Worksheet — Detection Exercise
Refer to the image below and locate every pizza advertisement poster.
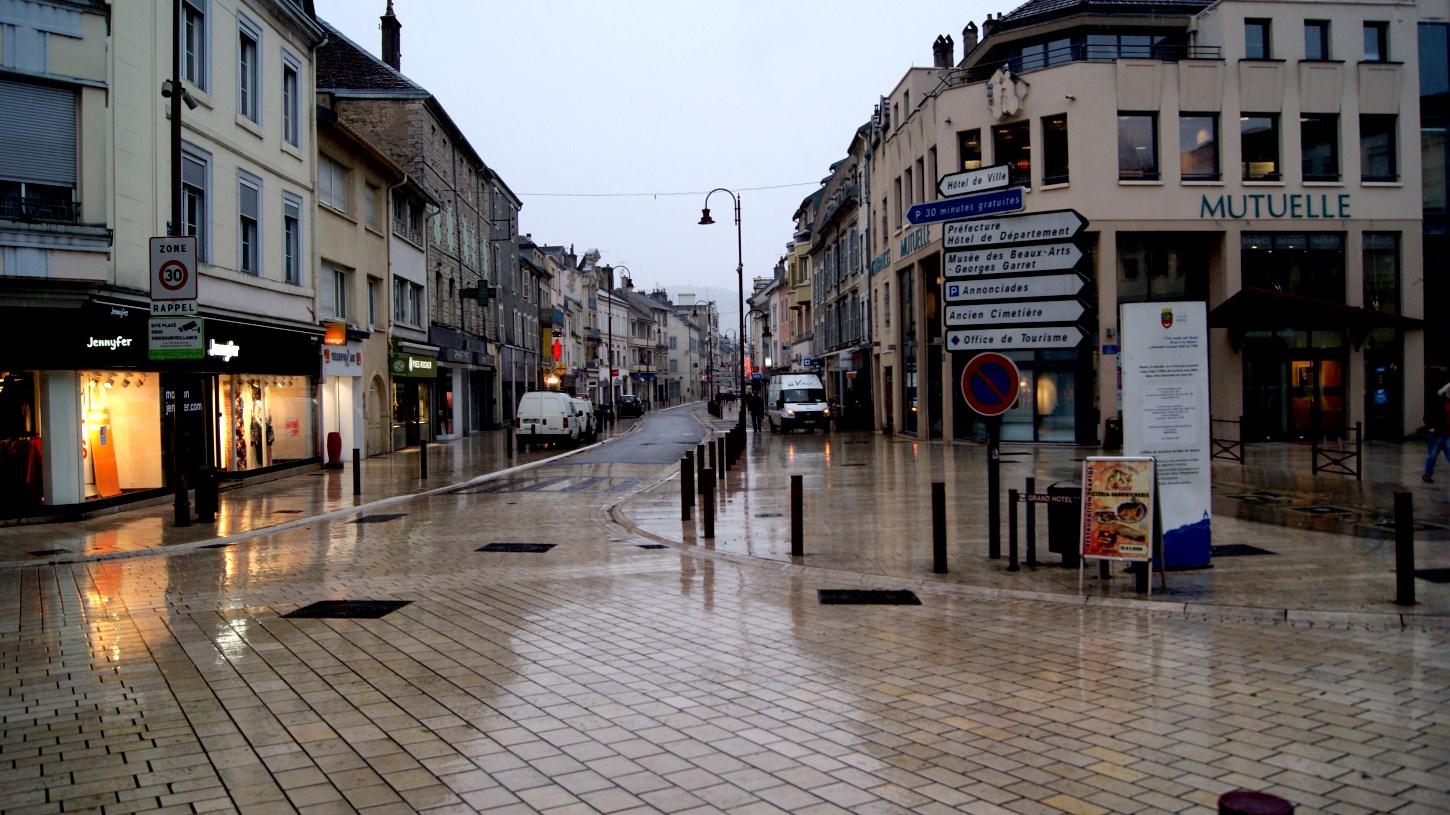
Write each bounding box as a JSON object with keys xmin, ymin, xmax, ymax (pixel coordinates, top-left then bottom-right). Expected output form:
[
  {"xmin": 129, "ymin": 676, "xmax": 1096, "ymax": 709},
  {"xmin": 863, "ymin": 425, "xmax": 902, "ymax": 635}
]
[{"xmin": 1080, "ymin": 456, "xmax": 1156, "ymax": 561}]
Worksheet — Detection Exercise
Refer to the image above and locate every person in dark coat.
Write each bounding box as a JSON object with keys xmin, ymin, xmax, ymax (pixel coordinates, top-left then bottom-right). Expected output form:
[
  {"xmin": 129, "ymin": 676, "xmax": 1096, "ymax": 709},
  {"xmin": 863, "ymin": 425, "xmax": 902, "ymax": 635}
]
[
  {"xmin": 1425, "ymin": 380, "xmax": 1450, "ymax": 483},
  {"xmin": 748, "ymin": 389, "xmax": 765, "ymax": 432}
]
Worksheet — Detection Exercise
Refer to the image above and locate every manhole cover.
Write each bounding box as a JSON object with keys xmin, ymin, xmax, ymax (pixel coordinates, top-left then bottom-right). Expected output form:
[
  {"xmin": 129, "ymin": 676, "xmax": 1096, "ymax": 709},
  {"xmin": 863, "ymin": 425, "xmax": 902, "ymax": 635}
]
[
  {"xmin": 818, "ymin": 589, "xmax": 921, "ymax": 606},
  {"xmin": 201, "ymin": 543, "xmax": 233, "ymax": 549},
  {"xmin": 478, "ymin": 543, "xmax": 555, "ymax": 553},
  {"xmin": 1415, "ymin": 568, "xmax": 1450, "ymax": 584},
  {"xmin": 354, "ymin": 513, "xmax": 407, "ymax": 524},
  {"xmin": 637, "ymin": 544, "xmax": 668, "ymax": 550},
  {"xmin": 29, "ymin": 549, "xmax": 68, "ymax": 557},
  {"xmin": 284, "ymin": 600, "xmax": 411, "ymax": 619},
  {"xmin": 1211, "ymin": 544, "xmax": 1276, "ymax": 557}
]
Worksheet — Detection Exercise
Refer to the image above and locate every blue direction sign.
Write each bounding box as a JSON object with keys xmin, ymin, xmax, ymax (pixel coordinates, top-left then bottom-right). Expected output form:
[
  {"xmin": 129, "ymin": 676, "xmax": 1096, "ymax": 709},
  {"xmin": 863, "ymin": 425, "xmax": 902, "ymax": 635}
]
[
  {"xmin": 906, "ymin": 187, "xmax": 1024, "ymax": 226},
  {"xmin": 961, "ymin": 352, "xmax": 1020, "ymax": 417}
]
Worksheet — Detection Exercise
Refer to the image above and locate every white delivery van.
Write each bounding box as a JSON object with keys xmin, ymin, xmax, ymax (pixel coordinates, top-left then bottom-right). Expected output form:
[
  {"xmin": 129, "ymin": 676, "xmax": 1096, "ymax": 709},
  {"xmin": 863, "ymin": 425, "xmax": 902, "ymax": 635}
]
[
  {"xmin": 569, "ymin": 397, "xmax": 597, "ymax": 443},
  {"xmin": 516, "ymin": 391, "xmax": 579, "ymax": 448},
  {"xmin": 766, "ymin": 373, "xmax": 830, "ymax": 433}
]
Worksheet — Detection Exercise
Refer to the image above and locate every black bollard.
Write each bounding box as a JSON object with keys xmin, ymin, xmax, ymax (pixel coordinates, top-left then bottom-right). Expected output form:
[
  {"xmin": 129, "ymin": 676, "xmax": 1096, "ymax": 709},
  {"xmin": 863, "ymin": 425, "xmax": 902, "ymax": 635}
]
[
  {"xmin": 420, "ymin": 440, "xmax": 428, "ymax": 479},
  {"xmin": 932, "ymin": 481, "xmax": 947, "ymax": 574},
  {"xmin": 1395, "ymin": 490, "xmax": 1416, "ymax": 606},
  {"xmin": 790, "ymin": 474, "xmax": 804, "ymax": 558},
  {"xmin": 697, "ymin": 444, "xmax": 706, "ymax": 495},
  {"xmin": 352, "ymin": 448, "xmax": 361, "ymax": 496},
  {"xmin": 1007, "ymin": 488, "xmax": 1020, "ymax": 572},
  {"xmin": 681, "ymin": 454, "xmax": 694, "ymax": 521},
  {"xmin": 1025, "ymin": 476, "xmax": 1037, "ymax": 566},
  {"xmin": 701, "ymin": 467, "xmax": 715, "ymax": 538},
  {"xmin": 507, "ymin": 427, "xmax": 514, "ymax": 460},
  {"xmin": 708, "ymin": 437, "xmax": 717, "ymax": 474},
  {"xmin": 1099, "ymin": 559, "xmax": 1111, "ymax": 580},
  {"xmin": 718, "ymin": 436, "xmax": 727, "ymax": 474}
]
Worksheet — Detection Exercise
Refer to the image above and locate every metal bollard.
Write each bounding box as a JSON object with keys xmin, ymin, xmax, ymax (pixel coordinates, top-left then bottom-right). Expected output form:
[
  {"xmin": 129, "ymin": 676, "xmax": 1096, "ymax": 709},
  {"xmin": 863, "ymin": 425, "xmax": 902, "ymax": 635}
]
[
  {"xmin": 1218, "ymin": 790, "xmax": 1293, "ymax": 815},
  {"xmin": 507, "ymin": 427, "xmax": 514, "ymax": 460},
  {"xmin": 932, "ymin": 481, "xmax": 947, "ymax": 574},
  {"xmin": 708, "ymin": 437, "xmax": 717, "ymax": 474},
  {"xmin": 718, "ymin": 436, "xmax": 727, "ymax": 474},
  {"xmin": 420, "ymin": 440, "xmax": 428, "ymax": 479},
  {"xmin": 681, "ymin": 454, "xmax": 694, "ymax": 521},
  {"xmin": 697, "ymin": 444, "xmax": 706, "ymax": 494},
  {"xmin": 701, "ymin": 467, "xmax": 715, "ymax": 538},
  {"xmin": 352, "ymin": 448, "xmax": 361, "ymax": 496},
  {"xmin": 790, "ymin": 474, "xmax": 804, "ymax": 558},
  {"xmin": 1025, "ymin": 476, "xmax": 1037, "ymax": 566},
  {"xmin": 1007, "ymin": 488, "xmax": 1020, "ymax": 571},
  {"xmin": 1395, "ymin": 490, "xmax": 1416, "ymax": 606}
]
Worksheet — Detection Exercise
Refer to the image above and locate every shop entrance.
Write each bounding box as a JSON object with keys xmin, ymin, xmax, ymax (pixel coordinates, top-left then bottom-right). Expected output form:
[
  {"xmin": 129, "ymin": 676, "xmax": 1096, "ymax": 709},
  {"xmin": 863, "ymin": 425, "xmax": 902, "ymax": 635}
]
[{"xmin": 1243, "ymin": 331, "xmax": 1347, "ymax": 440}]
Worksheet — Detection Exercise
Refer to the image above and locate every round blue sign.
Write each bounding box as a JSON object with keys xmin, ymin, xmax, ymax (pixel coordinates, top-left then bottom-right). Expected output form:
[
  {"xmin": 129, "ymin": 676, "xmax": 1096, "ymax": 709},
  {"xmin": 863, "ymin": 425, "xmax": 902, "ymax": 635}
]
[{"xmin": 961, "ymin": 352, "xmax": 1020, "ymax": 416}]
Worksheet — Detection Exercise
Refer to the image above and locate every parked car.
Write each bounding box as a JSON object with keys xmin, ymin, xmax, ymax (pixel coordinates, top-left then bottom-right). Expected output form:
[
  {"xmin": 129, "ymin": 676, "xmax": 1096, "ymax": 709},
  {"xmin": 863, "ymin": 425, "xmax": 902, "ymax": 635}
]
[
  {"xmin": 516, "ymin": 391, "xmax": 580, "ymax": 448},
  {"xmin": 616, "ymin": 394, "xmax": 644, "ymax": 418}
]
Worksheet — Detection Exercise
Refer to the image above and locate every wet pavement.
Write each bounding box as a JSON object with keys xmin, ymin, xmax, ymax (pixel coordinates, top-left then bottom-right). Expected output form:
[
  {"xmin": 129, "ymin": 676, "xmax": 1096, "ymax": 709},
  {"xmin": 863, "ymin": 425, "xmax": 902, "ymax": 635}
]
[{"xmin": 1, "ymin": 403, "xmax": 1448, "ymax": 814}]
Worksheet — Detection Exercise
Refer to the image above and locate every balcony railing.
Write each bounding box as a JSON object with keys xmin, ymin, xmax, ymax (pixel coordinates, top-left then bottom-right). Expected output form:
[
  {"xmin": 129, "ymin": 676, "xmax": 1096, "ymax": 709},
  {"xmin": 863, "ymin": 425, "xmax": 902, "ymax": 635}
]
[
  {"xmin": 392, "ymin": 216, "xmax": 423, "ymax": 245},
  {"xmin": 961, "ymin": 43, "xmax": 1222, "ymax": 83},
  {"xmin": 0, "ymin": 196, "xmax": 79, "ymax": 224}
]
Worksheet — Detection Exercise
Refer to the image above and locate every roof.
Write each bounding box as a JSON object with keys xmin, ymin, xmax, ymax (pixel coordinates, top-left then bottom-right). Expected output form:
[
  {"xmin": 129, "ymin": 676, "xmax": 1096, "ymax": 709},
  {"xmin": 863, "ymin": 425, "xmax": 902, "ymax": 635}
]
[
  {"xmin": 998, "ymin": 0, "xmax": 1213, "ymax": 22},
  {"xmin": 316, "ymin": 20, "xmax": 428, "ymax": 97}
]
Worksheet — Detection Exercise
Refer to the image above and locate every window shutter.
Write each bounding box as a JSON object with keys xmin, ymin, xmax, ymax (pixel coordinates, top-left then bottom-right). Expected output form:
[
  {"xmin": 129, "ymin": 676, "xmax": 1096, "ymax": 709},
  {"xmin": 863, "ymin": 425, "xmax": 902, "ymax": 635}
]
[
  {"xmin": 0, "ymin": 80, "xmax": 77, "ymax": 185},
  {"xmin": 182, "ymin": 154, "xmax": 207, "ymax": 189},
  {"xmin": 240, "ymin": 180, "xmax": 259, "ymax": 219}
]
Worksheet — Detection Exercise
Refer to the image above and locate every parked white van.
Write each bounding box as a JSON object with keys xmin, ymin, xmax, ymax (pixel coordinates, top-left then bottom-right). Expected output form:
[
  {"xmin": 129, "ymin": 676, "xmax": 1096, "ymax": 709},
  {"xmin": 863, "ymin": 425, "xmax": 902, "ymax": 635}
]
[
  {"xmin": 765, "ymin": 373, "xmax": 830, "ymax": 433},
  {"xmin": 569, "ymin": 397, "xmax": 597, "ymax": 443},
  {"xmin": 516, "ymin": 391, "xmax": 579, "ymax": 448}
]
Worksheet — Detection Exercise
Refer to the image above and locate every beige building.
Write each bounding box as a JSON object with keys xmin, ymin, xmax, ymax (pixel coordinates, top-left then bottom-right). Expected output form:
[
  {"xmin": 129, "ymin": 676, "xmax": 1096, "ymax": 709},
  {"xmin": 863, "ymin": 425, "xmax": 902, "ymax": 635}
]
[{"xmin": 869, "ymin": 0, "xmax": 1425, "ymax": 445}]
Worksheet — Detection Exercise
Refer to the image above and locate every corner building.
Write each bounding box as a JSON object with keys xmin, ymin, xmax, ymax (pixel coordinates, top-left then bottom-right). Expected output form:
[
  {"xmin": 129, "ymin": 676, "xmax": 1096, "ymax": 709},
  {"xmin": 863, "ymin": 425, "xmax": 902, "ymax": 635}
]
[{"xmin": 869, "ymin": 0, "xmax": 1426, "ymax": 445}]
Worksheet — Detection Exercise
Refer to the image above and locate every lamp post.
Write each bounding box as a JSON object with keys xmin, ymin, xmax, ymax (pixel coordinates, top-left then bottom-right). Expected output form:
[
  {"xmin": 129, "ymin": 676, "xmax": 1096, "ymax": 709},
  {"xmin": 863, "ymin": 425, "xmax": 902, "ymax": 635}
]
[{"xmin": 698, "ymin": 189, "xmax": 745, "ymax": 428}]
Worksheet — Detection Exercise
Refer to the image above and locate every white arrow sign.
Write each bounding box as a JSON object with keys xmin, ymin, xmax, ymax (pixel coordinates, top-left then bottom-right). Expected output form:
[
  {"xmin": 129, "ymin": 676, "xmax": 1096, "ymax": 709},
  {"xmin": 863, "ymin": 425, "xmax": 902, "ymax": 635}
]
[
  {"xmin": 944, "ymin": 242, "xmax": 1083, "ymax": 278},
  {"xmin": 947, "ymin": 325, "xmax": 1086, "ymax": 352},
  {"xmin": 944, "ymin": 300, "xmax": 1086, "ymax": 327},
  {"xmin": 942, "ymin": 209, "xmax": 1088, "ymax": 249},
  {"xmin": 944, "ymin": 273, "xmax": 1088, "ymax": 303},
  {"xmin": 938, "ymin": 164, "xmax": 1010, "ymax": 197}
]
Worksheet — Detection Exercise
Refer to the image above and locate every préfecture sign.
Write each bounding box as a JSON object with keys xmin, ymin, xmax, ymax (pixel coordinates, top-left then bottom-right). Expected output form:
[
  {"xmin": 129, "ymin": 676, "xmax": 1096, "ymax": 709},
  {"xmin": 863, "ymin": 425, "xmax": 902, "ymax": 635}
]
[{"xmin": 942, "ymin": 209, "xmax": 1088, "ymax": 249}]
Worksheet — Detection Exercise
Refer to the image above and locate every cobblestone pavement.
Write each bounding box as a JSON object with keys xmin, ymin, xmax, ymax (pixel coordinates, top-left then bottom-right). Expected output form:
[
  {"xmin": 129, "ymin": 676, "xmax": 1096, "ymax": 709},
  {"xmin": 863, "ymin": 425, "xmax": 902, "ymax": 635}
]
[{"xmin": 1, "ymin": 404, "xmax": 1447, "ymax": 814}]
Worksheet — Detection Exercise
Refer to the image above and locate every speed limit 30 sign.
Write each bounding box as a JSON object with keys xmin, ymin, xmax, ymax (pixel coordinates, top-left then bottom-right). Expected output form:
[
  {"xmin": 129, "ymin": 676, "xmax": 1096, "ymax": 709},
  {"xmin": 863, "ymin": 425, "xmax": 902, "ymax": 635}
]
[{"xmin": 150, "ymin": 236, "xmax": 198, "ymax": 302}]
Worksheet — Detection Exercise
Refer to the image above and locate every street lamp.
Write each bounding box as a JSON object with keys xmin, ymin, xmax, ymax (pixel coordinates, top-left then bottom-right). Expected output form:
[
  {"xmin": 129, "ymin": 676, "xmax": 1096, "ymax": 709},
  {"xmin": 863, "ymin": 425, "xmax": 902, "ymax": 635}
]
[{"xmin": 698, "ymin": 188, "xmax": 745, "ymax": 428}]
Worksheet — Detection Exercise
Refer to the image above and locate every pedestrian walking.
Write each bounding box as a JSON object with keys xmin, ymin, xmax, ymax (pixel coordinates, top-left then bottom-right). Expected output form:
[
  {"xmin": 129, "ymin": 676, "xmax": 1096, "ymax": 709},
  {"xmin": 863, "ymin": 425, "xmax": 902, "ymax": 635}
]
[
  {"xmin": 1425, "ymin": 380, "xmax": 1450, "ymax": 483},
  {"xmin": 748, "ymin": 390, "xmax": 765, "ymax": 432}
]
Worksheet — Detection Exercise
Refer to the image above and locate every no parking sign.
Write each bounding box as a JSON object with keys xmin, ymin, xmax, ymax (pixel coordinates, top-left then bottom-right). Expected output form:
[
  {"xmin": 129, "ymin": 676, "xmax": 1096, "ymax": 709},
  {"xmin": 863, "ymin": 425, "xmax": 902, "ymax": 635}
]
[{"xmin": 961, "ymin": 352, "xmax": 1020, "ymax": 416}]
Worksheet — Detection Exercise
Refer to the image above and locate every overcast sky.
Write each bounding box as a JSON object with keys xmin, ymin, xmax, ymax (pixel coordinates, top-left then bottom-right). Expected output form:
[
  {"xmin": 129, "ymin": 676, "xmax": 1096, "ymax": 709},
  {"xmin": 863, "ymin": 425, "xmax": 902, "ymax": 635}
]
[{"xmin": 313, "ymin": 0, "xmax": 1001, "ymax": 328}]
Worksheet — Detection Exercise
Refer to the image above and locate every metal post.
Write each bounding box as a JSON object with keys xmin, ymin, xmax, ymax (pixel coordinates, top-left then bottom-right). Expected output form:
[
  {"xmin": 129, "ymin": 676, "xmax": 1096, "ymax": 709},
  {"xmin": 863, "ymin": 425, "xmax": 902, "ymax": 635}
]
[
  {"xmin": 708, "ymin": 436, "xmax": 717, "ymax": 474},
  {"xmin": 1025, "ymin": 476, "xmax": 1037, "ymax": 566},
  {"xmin": 718, "ymin": 436, "xmax": 727, "ymax": 474},
  {"xmin": 419, "ymin": 439, "xmax": 428, "ymax": 479},
  {"xmin": 507, "ymin": 427, "xmax": 514, "ymax": 460},
  {"xmin": 1394, "ymin": 490, "xmax": 1416, "ymax": 606},
  {"xmin": 701, "ymin": 467, "xmax": 715, "ymax": 538},
  {"xmin": 352, "ymin": 448, "xmax": 361, "ymax": 496},
  {"xmin": 1007, "ymin": 488, "xmax": 1020, "ymax": 572},
  {"xmin": 681, "ymin": 453, "xmax": 694, "ymax": 520},
  {"xmin": 696, "ymin": 443, "xmax": 706, "ymax": 494},
  {"xmin": 987, "ymin": 417, "xmax": 1001, "ymax": 559},
  {"xmin": 169, "ymin": 1, "xmax": 191, "ymax": 530},
  {"xmin": 790, "ymin": 474, "xmax": 803, "ymax": 558},
  {"xmin": 932, "ymin": 481, "xmax": 947, "ymax": 574}
]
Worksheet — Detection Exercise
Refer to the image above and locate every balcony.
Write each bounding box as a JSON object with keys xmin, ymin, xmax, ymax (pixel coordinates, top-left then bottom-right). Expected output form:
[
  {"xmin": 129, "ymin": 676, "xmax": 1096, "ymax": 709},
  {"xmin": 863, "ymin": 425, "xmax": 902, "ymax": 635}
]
[
  {"xmin": 0, "ymin": 195, "xmax": 79, "ymax": 224},
  {"xmin": 392, "ymin": 216, "xmax": 423, "ymax": 246},
  {"xmin": 962, "ymin": 43, "xmax": 1222, "ymax": 83}
]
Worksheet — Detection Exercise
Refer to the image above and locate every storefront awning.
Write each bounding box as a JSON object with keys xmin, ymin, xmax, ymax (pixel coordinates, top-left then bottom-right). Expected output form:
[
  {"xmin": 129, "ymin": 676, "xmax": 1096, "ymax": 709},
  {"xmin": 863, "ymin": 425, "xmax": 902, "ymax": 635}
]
[{"xmin": 1209, "ymin": 287, "xmax": 1423, "ymax": 350}]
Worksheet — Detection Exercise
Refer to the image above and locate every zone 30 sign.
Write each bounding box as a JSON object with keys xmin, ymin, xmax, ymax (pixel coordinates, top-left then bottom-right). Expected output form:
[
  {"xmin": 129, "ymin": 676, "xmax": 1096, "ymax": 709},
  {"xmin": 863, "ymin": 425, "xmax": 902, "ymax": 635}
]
[{"xmin": 150, "ymin": 236, "xmax": 198, "ymax": 315}]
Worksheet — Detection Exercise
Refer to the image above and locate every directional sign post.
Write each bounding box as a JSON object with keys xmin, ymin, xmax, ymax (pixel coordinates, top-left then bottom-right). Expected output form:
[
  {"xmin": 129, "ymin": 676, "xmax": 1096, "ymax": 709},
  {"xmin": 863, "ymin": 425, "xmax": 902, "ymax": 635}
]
[
  {"xmin": 945, "ymin": 300, "xmax": 1086, "ymax": 327},
  {"xmin": 943, "ymin": 209, "xmax": 1088, "ymax": 249},
  {"xmin": 944, "ymin": 242, "xmax": 1083, "ymax": 278},
  {"xmin": 944, "ymin": 273, "xmax": 1088, "ymax": 303},
  {"xmin": 937, "ymin": 164, "xmax": 1010, "ymax": 198},
  {"xmin": 907, "ymin": 187, "xmax": 1023, "ymax": 226},
  {"xmin": 960, "ymin": 352, "xmax": 1020, "ymax": 562},
  {"xmin": 948, "ymin": 325, "xmax": 1086, "ymax": 352}
]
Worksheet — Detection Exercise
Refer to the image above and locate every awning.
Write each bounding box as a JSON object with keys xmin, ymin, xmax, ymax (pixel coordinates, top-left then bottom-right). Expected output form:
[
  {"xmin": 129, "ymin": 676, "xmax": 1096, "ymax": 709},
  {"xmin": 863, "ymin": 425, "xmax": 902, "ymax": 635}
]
[{"xmin": 1208, "ymin": 287, "xmax": 1423, "ymax": 349}]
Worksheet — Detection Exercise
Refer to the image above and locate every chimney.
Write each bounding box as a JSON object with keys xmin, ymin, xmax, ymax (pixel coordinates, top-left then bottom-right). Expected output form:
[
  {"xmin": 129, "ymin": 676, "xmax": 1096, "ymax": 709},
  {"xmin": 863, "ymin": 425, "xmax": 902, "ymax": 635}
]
[
  {"xmin": 381, "ymin": 0, "xmax": 401, "ymax": 71},
  {"xmin": 932, "ymin": 35, "xmax": 953, "ymax": 69},
  {"xmin": 962, "ymin": 21, "xmax": 979, "ymax": 55}
]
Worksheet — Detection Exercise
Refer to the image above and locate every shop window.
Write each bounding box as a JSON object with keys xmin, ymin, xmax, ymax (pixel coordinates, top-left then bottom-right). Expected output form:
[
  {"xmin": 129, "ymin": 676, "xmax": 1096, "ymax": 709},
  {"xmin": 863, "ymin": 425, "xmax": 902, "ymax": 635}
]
[
  {"xmin": 958, "ymin": 128, "xmax": 982, "ymax": 170},
  {"xmin": 0, "ymin": 371, "xmax": 43, "ymax": 516},
  {"xmin": 1364, "ymin": 21, "xmax": 1389, "ymax": 62},
  {"xmin": 219, "ymin": 376, "xmax": 313, "ymax": 471},
  {"xmin": 1241, "ymin": 114, "xmax": 1281, "ymax": 180},
  {"xmin": 1042, "ymin": 114, "xmax": 1069, "ymax": 184},
  {"xmin": 1301, "ymin": 114, "xmax": 1340, "ymax": 181},
  {"xmin": 1117, "ymin": 113, "xmax": 1158, "ymax": 180},
  {"xmin": 1116, "ymin": 233, "xmax": 1211, "ymax": 302},
  {"xmin": 993, "ymin": 120, "xmax": 1031, "ymax": 187},
  {"xmin": 1245, "ymin": 19, "xmax": 1272, "ymax": 59},
  {"xmin": 1361, "ymin": 115, "xmax": 1398, "ymax": 181},
  {"xmin": 1241, "ymin": 232, "xmax": 1345, "ymax": 302},
  {"xmin": 1304, "ymin": 20, "xmax": 1330, "ymax": 61},
  {"xmin": 1179, "ymin": 114, "xmax": 1220, "ymax": 180},
  {"xmin": 78, "ymin": 372, "xmax": 163, "ymax": 500},
  {"xmin": 1362, "ymin": 233, "xmax": 1399, "ymax": 313}
]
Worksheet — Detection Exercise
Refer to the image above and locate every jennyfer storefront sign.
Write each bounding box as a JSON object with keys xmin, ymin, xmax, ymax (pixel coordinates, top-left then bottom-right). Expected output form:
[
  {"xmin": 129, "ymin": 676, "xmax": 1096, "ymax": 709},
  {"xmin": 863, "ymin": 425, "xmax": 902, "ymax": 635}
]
[{"xmin": 389, "ymin": 352, "xmax": 435, "ymax": 378}]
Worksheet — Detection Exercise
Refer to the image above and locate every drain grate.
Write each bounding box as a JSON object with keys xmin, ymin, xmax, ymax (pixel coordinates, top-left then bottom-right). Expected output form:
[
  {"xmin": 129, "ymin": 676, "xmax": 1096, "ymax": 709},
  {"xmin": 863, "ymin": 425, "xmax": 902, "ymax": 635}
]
[
  {"xmin": 819, "ymin": 589, "xmax": 921, "ymax": 606},
  {"xmin": 754, "ymin": 512, "xmax": 783, "ymax": 518},
  {"xmin": 478, "ymin": 543, "xmax": 555, "ymax": 553},
  {"xmin": 1228, "ymin": 492, "xmax": 1289, "ymax": 503},
  {"xmin": 354, "ymin": 513, "xmax": 408, "ymax": 524},
  {"xmin": 637, "ymin": 544, "xmax": 668, "ymax": 550},
  {"xmin": 839, "ymin": 463, "xmax": 867, "ymax": 467},
  {"xmin": 272, "ymin": 509, "xmax": 304, "ymax": 515},
  {"xmin": 1290, "ymin": 505, "xmax": 1357, "ymax": 515},
  {"xmin": 1415, "ymin": 568, "xmax": 1450, "ymax": 584},
  {"xmin": 201, "ymin": 543, "xmax": 233, "ymax": 549},
  {"xmin": 284, "ymin": 600, "xmax": 411, "ymax": 619},
  {"xmin": 1211, "ymin": 544, "xmax": 1276, "ymax": 557},
  {"xmin": 29, "ymin": 549, "xmax": 68, "ymax": 557}
]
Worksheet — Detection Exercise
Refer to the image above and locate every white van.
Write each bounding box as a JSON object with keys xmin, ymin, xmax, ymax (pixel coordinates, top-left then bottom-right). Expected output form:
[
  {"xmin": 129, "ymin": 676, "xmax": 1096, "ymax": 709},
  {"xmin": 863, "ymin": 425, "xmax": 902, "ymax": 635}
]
[
  {"xmin": 766, "ymin": 373, "xmax": 830, "ymax": 433},
  {"xmin": 569, "ymin": 397, "xmax": 597, "ymax": 443},
  {"xmin": 516, "ymin": 391, "xmax": 579, "ymax": 448}
]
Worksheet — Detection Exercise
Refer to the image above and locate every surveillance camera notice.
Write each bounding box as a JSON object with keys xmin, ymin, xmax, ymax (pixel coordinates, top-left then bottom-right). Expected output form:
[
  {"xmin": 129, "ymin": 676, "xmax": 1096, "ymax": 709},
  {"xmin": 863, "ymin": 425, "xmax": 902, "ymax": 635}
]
[{"xmin": 1080, "ymin": 456, "xmax": 1156, "ymax": 562}]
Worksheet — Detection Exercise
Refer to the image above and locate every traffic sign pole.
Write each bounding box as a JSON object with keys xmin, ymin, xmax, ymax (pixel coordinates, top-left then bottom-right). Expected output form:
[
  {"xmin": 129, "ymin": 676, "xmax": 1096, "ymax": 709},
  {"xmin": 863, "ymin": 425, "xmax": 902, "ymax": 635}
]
[{"xmin": 988, "ymin": 416, "xmax": 1001, "ymax": 560}]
